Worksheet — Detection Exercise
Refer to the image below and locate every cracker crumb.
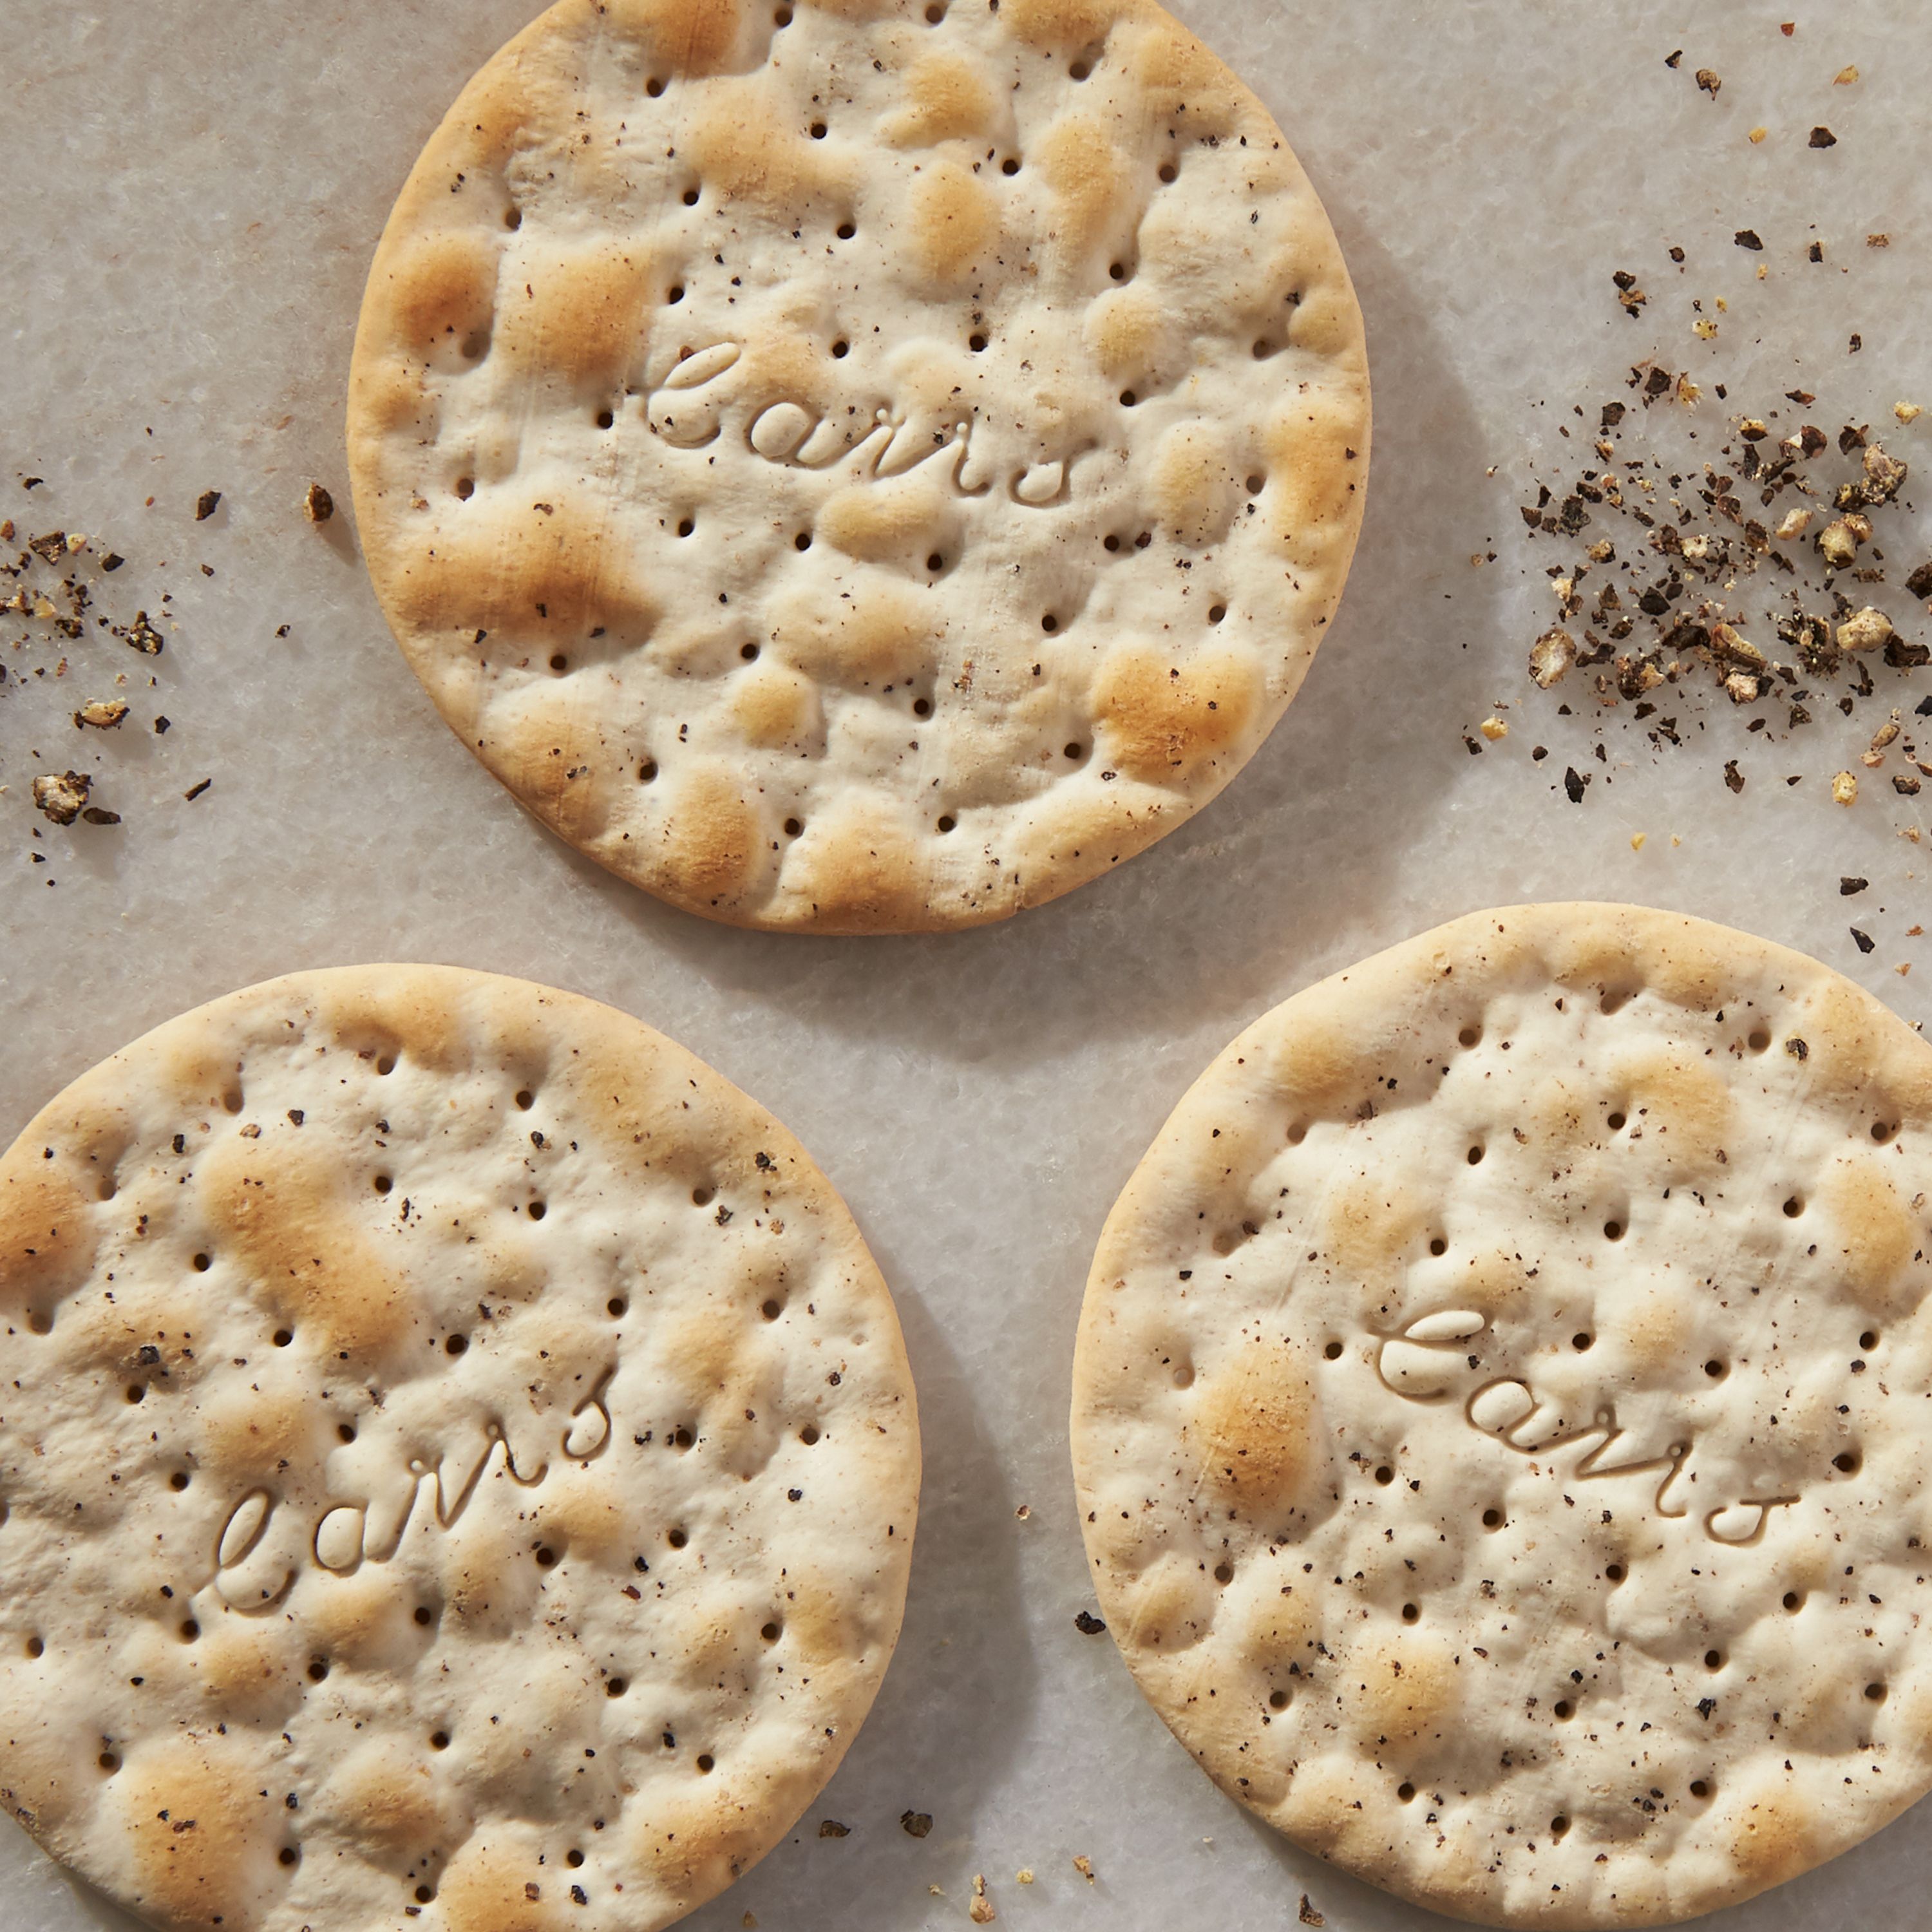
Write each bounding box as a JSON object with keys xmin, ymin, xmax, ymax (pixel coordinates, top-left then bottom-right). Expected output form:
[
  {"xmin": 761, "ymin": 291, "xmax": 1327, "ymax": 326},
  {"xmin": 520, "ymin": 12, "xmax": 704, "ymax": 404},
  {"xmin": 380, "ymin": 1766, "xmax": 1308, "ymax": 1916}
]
[
  {"xmin": 743, "ymin": 1916, "xmax": 757, "ymax": 1929},
  {"xmin": 1869, "ymin": 233, "xmax": 1891, "ymax": 247},
  {"xmin": 304, "ymin": 482, "xmax": 336, "ymax": 524},
  {"xmin": 1014, "ymin": 1504, "xmax": 1030, "ymax": 1519},
  {"xmin": 1073, "ymin": 1856, "xmax": 1095, "ymax": 1883},
  {"xmin": 1631, "ymin": 833, "xmax": 1647, "ymax": 851},
  {"xmin": 1694, "ymin": 319, "xmax": 1719, "ymax": 340},
  {"xmin": 1897, "ymin": 963, "xmax": 1911, "ymax": 976},
  {"xmin": 1832, "ymin": 770, "xmax": 1859, "ymax": 806},
  {"xmin": 1300, "ymin": 1899, "xmax": 1327, "ymax": 1927},
  {"xmin": 1479, "ymin": 716, "xmax": 1509, "ymax": 741},
  {"xmin": 1695, "ymin": 68, "xmax": 1721, "ymax": 95},
  {"xmin": 1776, "ymin": 507, "xmax": 1815, "ymax": 540},
  {"xmin": 1016, "ymin": 1870, "xmax": 1034, "ymax": 1885},
  {"xmin": 74, "ymin": 700, "xmax": 129, "ymax": 729},
  {"xmin": 970, "ymin": 1874, "xmax": 995, "ymax": 1922},
  {"xmin": 1834, "ymin": 64, "xmax": 1859, "ymax": 83},
  {"xmin": 1898, "ymin": 403, "xmax": 1925, "ymax": 424},
  {"xmin": 1748, "ymin": 126, "xmax": 1768, "ymax": 143}
]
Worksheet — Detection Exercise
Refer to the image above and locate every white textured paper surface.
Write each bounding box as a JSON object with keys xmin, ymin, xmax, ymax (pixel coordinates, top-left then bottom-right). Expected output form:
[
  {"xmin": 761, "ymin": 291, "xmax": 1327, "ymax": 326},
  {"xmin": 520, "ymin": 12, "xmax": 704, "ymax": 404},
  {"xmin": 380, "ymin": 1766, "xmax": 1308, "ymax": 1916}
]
[{"xmin": 3, "ymin": 3, "xmax": 1929, "ymax": 1929}]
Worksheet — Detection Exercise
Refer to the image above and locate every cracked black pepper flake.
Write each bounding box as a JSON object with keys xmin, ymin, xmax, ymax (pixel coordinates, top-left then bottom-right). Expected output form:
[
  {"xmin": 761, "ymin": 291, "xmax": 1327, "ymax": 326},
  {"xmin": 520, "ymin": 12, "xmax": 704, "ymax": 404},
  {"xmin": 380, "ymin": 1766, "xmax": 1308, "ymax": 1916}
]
[
  {"xmin": 900, "ymin": 1811, "xmax": 933, "ymax": 1839},
  {"xmin": 1904, "ymin": 563, "xmax": 1932, "ymax": 600},
  {"xmin": 1074, "ymin": 1609, "xmax": 1107, "ymax": 1634},
  {"xmin": 303, "ymin": 483, "xmax": 334, "ymax": 524},
  {"xmin": 31, "ymin": 771, "xmax": 91, "ymax": 824},
  {"xmin": 184, "ymin": 779, "xmax": 212, "ymax": 802},
  {"xmin": 193, "ymin": 491, "xmax": 222, "ymax": 521},
  {"xmin": 1809, "ymin": 126, "xmax": 1838, "ymax": 147},
  {"xmin": 1694, "ymin": 67, "xmax": 1720, "ymax": 94},
  {"xmin": 1841, "ymin": 877, "xmax": 1870, "ymax": 896},
  {"xmin": 80, "ymin": 807, "xmax": 121, "ymax": 826},
  {"xmin": 1563, "ymin": 766, "xmax": 1588, "ymax": 803},
  {"xmin": 1851, "ymin": 927, "xmax": 1875, "ymax": 954},
  {"xmin": 817, "ymin": 1820, "xmax": 851, "ymax": 1839},
  {"xmin": 100, "ymin": 551, "xmax": 124, "ymax": 571},
  {"xmin": 1299, "ymin": 1899, "xmax": 1327, "ymax": 1928},
  {"xmin": 1734, "ymin": 230, "xmax": 1763, "ymax": 251},
  {"xmin": 1723, "ymin": 761, "xmax": 1745, "ymax": 793},
  {"xmin": 1786, "ymin": 1037, "xmax": 1809, "ymax": 1060}
]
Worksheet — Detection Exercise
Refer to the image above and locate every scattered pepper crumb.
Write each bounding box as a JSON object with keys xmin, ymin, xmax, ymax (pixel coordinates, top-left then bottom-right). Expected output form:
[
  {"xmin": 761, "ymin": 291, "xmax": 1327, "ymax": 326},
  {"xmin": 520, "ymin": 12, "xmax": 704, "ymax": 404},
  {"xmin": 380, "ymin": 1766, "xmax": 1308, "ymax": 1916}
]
[
  {"xmin": 1300, "ymin": 1899, "xmax": 1327, "ymax": 1928},
  {"xmin": 31, "ymin": 771, "xmax": 91, "ymax": 825},
  {"xmin": 304, "ymin": 482, "xmax": 335, "ymax": 524},
  {"xmin": 900, "ymin": 1811, "xmax": 933, "ymax": 1839},
  {"xmin": 1072, "ymin": 1856, "xmax": 1095, "ymax": 1883},
  {"xmin": 1808, "ymin": 125, "xmax": 1837, "ymax": 147},
  {"xmin": 193, "ymin": 489, "xmax": 222, "ymax": 521}
]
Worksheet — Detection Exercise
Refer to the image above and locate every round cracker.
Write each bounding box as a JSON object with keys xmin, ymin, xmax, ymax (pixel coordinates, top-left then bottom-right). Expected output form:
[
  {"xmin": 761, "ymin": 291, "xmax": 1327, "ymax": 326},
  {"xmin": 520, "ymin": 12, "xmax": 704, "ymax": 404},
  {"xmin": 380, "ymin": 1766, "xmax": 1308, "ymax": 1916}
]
[
  {"xmin": 346, "ymin": 0, "xmax": 1368, "ymax": 932},
  {"xmin": 0, "ymin": 965, "xmax": 918, "ymax": 1932},
  {"xmin": 1070, "ymin": 903, "xmax": 1932, "ymax": 1927}
]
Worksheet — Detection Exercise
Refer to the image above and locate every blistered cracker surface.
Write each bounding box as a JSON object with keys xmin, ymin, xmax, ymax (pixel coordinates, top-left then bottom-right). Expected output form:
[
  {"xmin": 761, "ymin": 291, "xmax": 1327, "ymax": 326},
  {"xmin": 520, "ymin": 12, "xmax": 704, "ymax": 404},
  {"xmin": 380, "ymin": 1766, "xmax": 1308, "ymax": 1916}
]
[
  {"xmin": 0, "ymin": 965, "xmax": 919, "ymax": 1932},
  {"xmin": 345, "ymin": 0, "xmax": 1369, "ymax": 932},
  {"xmin": 1070, "ymin": 904, "xmax": 1932, "ymax": 1927}
]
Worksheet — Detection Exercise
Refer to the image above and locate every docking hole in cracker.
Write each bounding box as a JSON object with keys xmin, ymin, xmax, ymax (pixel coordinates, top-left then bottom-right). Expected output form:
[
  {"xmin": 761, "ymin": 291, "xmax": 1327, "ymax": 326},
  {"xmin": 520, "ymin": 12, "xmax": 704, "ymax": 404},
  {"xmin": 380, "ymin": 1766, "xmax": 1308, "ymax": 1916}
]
[
  {"xmin": 346, "ymin": 0, "xmax": 1368, "ymax": 932},
  {"xmin": 1070, "ymin": 904, "xmax": 1932, "ymax": 1927},
  {"xmin": 0, "ymin": 965, "xmax": 918, "ymax": 1932}
]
